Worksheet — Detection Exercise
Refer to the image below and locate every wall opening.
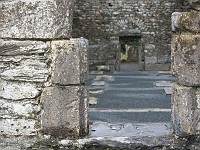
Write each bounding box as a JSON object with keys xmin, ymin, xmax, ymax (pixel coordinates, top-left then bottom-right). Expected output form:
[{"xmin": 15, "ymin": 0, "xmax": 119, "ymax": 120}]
[
  {"xmin": 120, "ymin": 36, "xmax": 140, "ymax": 63},
  {"xmin": 119, "ymin": 36, "xmax": 144, "ymax": 71},
  {"xmin": 88, "ymin": 57, "xmax": 175, "ymax": 138}
]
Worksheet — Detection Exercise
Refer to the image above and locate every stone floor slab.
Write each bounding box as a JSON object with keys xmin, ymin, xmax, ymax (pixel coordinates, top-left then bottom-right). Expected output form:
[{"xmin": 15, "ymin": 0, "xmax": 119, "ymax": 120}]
[
  {"xmin": 92, "ymin": 81, "xmax": 106, "ymax": 86},
  {"xmin": 89, "ymin": 97, "xmax": 98, "ymax": 105},
  {"xmin": 90, "ymin": 71, "xmax": 104, "ymax": 75},
  {"xmin": 89, "ymin": 122, "xmax": 170, "ymax": 137},
  {"xmin": 95, "ymin": 75, "xmax": 113, "ymax": 81},
  {"xmin": 155, "ymin": 81, "xmax": 174, "ymax": 87},
  {"xmin": 158, "ymin": 71, "xmax": 172, "ymax": 75},
  {"xmin": 89, "ymin": 89, "xmax": 104, "ymax": 94},
  {"xmin": 164, "ymin": 87, "xmax": 172, "ymax": 95}
]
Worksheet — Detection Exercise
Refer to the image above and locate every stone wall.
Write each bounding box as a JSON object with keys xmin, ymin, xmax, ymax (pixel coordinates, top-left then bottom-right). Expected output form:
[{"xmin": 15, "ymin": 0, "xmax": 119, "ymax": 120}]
[
  {"xmin": 171, "ymin": 0, "xmax": 200, "ymax": 137},
  {"xmin": 0, "ymin": 0, "xmax": 89, "ymax": 149},
  {"xmin": 73, "ymin": 0, "xmax": 187, "ymax": 71}
]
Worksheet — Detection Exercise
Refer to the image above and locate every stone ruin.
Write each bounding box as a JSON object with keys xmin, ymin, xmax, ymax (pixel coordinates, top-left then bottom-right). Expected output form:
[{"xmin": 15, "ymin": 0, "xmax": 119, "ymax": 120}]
[
  {"xmin": 171, "ymin": 0, "xmax": 200, "ymax": 140},
  {"xmin": 72, "ymin": 0, "xmax": 188, "ymax": 71},
  {"xmin": 0, "ymin": 0, "xmax": 89, "ymax": 149},
  {"xmin": 0, "ymin": 0, "xmax": 199, "ymax": 149}
]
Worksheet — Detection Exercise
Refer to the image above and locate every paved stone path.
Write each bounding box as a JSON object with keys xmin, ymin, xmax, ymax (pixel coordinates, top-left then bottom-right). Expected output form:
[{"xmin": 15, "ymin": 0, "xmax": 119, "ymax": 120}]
[{"xmin": 87, "ymin": 63, "xmax": 175, "ymax": 137}]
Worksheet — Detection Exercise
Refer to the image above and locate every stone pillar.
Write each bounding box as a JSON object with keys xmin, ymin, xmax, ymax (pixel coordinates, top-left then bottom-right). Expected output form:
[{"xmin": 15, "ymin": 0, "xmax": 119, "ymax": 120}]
[
  {"xmin": 41, "ymin": 39, "xmax": 89, "ymax": 138},
  {"xmin": 0, "ymin": 0, "xmax": 88, "ymax": 148},
  {"xmin": 171, "ymin": 1, "xmax": 200, "ymax": 137}
]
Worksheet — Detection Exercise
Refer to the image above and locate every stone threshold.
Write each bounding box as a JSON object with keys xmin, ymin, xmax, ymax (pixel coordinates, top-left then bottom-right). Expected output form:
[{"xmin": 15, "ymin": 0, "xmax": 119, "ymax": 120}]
[{"xmin": 3, "ymin": 134, "xmax": 199, "ymax": 149}]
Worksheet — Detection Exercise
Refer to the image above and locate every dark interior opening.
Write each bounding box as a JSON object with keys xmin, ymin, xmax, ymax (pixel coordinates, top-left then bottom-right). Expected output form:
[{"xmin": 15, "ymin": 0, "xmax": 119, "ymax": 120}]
[{"xmin": 119, "ymin": 36, "xmax": 141, "ymax": 64}]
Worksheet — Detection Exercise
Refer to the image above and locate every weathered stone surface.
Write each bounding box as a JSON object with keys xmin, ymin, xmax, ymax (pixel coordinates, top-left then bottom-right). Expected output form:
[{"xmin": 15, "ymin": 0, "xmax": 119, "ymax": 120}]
[
  {"xmin": 172, "ymin": 12, "xmax": 200, "ymax": 32},
  {"xmin": 89, "ymin": 88, "xmax": 104, "ymax": 94},
  {"xmin": 0, "ymin": 54, "xmax": 48, "ymax": 73},
  {"xmin": 155, "ymin": 81, "xmax": 174, "ymax": 87},
  {"xmin": 145, "ymin": 64, "xmax": 170, "ymax": 71},
  {"xmin": 41, "ymin": 86, "xmax": 88, "ymax": 138},
  {"xmin": 91, "ymin": 81, "xmax": 106, "ymax": 86},
  {"xmin": 196, "ymin": 88, "xmax": 200, "ymax": 109},
  {"xmin": 89, "ymin": 97, "xmax": 98, "ymax": 105},
  {"xmin": 50, "ymin": 38, "xmax": 88, "ymax": 85},
  {"xmin": 0, "ymin": 99, "xmax": 40, "ymax": 118},
  {"xmin": 90, "ymin": 71, "xmax": 104, "ymax": 75},
  {"xmin": 164, "ymin": 87, "xmax": 172, "ymax": 95},
  {"xmin": 88, "ymin": 42, "xmax": 119, "ymax": 71},
  {"xmin": 0, "ymin": 0, "xmax": 74, "ymax": 39},
  {"xmin": 145, "ymin": 56, "xmax": 157, "ymax": 64},
  {"xmin": 172, "ymin": 84, "xmax": 199, "ymax": 136},
  {"xmin": 0, "ymin": 119, "xmax": 37, "ymax": 135},
  {"xmin": 0, "ymin": 136, "xmax": 38, "ymax": 150},
  {"xmin": 0, "ymin": 80, "xmax": 40, "ymax": 100},
  {"xmin": 158, "ymin": 71, "xmax": 172, "ymax": 75},
  {"xmin": 196, "ymin": 88, "xmax": 200, "ymax": 134},
  {"xmin": 95, "ymin": 75, "xmax": 113, "ymax": 81},
  {"xmin": 41, "ymin": 86, "xmax": 79, "ymax": 130},
  {"xmin": 0, "ymin": 40, "xmax": 49, "ymax": 56},
  {"xmin": 0, "ymin": 40, "xmax": 50, "ymax": 82},
  {"xmin": 172, "ymin": 35, "xmax": 200, "ymax": 86},
  {"xmin": 79, "ymin": 38, "xmax": 89, "ymax": 83},
  {"xmin": 1, "ymin": 65, "xmax": 49, "ymax": 83},
  {"xmin": 97, "ymin": 65, "xmax": 111, "ymax": 71},
  {"xmin": 171, "ymin": 12, "xmax": 182, "ymax": 32},
  {"xmin": 79, "ymin": 86, "xmax": 89, "ymax": 135},
  {"xmin": 186, "ymin": 0, "xmax": 200, "ymax": 10}
]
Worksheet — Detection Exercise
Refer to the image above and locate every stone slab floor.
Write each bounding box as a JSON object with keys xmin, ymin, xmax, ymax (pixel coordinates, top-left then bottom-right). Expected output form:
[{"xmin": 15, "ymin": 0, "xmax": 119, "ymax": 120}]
[{"xmin": 87, "ymin": 63, "xmax": 175, "ymax": 138}]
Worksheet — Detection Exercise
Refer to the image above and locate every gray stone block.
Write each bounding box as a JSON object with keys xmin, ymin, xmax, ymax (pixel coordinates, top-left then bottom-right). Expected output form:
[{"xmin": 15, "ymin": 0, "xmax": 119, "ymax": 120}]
[
  {"xmin": 40, "ymin": 86, "xmax": 88, "ymax": 138},
  {"xmin": 50, "ymin": 38, "xmax": 88, "ymax": 85},
  {"xmin": 171, "ymin": 11, "xmax": 200, "ymax": 32},
  {"xmin": 0, "ymin": 0, "xmax": 74, "ymax": 39},
  {"xmin": 172, "ymin": 35, "xmax": 200, "ymax": 86},
  {"xmin": 172, "ymin": 84, "xmax": 199, "ymax": 136}
]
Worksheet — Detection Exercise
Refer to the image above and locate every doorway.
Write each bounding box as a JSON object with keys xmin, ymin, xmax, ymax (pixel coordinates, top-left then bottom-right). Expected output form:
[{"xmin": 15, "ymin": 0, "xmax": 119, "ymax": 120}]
[{"xmin": 120, "ymin": 36, "xmax": 140, "ymax": 63}]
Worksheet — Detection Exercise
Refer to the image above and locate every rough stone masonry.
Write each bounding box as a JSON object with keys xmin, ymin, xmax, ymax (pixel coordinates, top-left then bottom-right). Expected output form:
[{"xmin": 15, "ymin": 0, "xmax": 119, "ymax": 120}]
[
  {"xmin": 171, "ymin": 0, "xmax": 200, "ymax": 141},
  {"xmin": 73, "ymin": 0, "xmax": 188, "ymax": 71},
  {"xmin": 0, "ymin": 0, "xmax": 200, "ymax": 149},
  {"xmin": 0, "ymin": 0, "xmax": 89, "ymax": 149}
]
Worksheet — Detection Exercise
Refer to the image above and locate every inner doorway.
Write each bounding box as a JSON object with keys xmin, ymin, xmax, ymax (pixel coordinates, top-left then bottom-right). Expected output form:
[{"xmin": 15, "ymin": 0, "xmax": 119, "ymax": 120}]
[{"xmin": 119, "ymin": 36, "xmax": 141, "ymax": 63}]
